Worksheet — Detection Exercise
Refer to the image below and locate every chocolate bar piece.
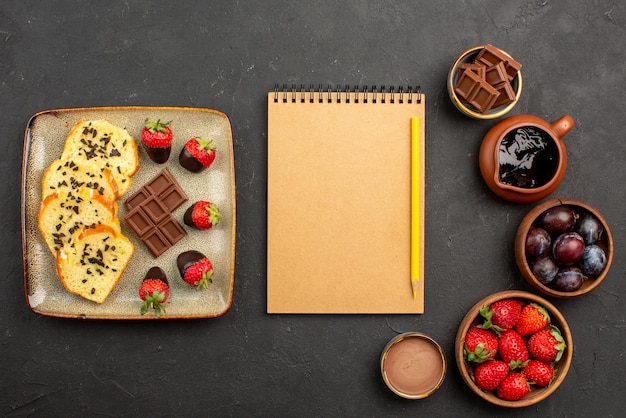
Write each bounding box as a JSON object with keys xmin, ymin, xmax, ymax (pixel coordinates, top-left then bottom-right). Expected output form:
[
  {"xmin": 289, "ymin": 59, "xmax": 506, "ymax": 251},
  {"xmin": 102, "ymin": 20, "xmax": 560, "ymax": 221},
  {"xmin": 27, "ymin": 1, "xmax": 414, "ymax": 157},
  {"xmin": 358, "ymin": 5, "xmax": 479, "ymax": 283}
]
[
  {"xmin": 485, "ymin": 62, "xmax": 508, "ymax": 86},
  {"xmin": 492, "ymin": 81, "xmax": 516, "ymax": 108},
  {"xmin": 458, "ymin": 63, "xmax": 486, "ymax": 80},
  {"xmin": 124, "ymin": 168, "xmax": 188, "ymax": 257},
  {"xmin": 454, "ymin": 45, "xmax": 521, "ymax": 114},
  {"xmin": 467, "ymin": 81, "xmax": 499, "ymax": 114},
  {"xmin": 454, "ymin": 69, "xmax": 482, "ymax": 100},
  {"xmin": 475, "ymin": 44, "xmax": 510, "ymax": 67},
  {"xmin": 504, "ymin": 58, "xmax": 522, "ymax": 81}
]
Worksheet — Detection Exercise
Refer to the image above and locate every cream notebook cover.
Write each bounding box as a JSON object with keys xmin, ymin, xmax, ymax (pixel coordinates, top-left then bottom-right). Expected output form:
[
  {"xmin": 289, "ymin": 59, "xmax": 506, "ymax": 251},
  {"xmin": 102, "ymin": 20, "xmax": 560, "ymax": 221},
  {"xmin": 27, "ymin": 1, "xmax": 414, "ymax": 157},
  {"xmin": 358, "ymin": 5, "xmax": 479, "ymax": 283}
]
[{"xmin": 267, "ymin": 86, "xmax": 425, "ymax": 313}]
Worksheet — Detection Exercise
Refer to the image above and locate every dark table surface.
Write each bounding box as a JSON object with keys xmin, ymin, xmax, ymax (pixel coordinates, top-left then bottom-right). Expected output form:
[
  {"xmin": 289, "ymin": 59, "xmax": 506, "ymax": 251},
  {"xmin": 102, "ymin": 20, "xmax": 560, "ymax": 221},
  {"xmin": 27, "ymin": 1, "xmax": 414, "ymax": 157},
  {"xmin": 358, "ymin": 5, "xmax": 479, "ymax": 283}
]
[{"xmin": 3, "ymin": 1, "xmax": 626, "ymax": 416}]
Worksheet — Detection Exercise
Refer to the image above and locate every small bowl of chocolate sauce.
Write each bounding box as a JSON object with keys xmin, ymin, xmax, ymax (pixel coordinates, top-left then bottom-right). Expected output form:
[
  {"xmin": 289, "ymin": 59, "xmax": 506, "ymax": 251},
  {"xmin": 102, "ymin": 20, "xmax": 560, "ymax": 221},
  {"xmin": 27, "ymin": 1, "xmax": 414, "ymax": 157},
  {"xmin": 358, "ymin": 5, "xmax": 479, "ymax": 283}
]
[
  {"xmin": 380, "ymin": 332, "xmax": 446, "ymax": 399},
  {"xmin": 448, "ymin": 45, "xmax": 522, "ymax": 119}
]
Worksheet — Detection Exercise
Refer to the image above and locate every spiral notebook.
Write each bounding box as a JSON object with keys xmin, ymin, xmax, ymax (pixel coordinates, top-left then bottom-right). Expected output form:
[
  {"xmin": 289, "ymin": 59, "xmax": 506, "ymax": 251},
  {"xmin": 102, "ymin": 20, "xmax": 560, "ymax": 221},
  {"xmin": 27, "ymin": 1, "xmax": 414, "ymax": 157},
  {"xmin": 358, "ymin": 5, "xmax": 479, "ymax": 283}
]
[{"xmin": 267, "ymin": 85, "xmax": 425, "ymax": 314}]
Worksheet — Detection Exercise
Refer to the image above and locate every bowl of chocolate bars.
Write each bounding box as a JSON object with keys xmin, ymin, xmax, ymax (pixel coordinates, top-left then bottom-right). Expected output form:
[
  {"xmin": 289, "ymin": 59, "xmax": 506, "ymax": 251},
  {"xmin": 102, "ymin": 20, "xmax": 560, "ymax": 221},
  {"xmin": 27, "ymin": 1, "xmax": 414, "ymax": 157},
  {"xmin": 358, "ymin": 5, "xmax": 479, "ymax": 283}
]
[{"xmin": 448, "ymin": 44, "xmax": 522, "ymax": 120}]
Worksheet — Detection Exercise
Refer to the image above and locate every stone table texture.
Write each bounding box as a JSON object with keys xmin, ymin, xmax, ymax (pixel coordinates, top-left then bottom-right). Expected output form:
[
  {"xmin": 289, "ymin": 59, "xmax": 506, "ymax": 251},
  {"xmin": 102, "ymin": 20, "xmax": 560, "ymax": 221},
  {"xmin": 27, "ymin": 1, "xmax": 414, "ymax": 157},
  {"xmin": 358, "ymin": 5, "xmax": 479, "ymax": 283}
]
[{"xmin": 2, "ymin": 1, "xmax": 626, "ymax": 416}]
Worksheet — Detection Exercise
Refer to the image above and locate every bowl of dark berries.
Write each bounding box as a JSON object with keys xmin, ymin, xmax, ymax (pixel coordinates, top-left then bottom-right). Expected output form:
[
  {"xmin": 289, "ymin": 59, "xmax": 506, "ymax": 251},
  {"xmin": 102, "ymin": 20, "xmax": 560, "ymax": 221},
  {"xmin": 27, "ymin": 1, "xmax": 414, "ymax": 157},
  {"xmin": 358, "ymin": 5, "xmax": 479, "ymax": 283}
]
[
  {"xmin": 515, "ymin": 198, "xmax": 614, "ymax": 298},
  {"xmin": 455, "ymin": 290, "xmax": 573, "ymax": 408},
  {"xmin": 447, "ymin": 44, "xmax": 522, "ymax": 120}
]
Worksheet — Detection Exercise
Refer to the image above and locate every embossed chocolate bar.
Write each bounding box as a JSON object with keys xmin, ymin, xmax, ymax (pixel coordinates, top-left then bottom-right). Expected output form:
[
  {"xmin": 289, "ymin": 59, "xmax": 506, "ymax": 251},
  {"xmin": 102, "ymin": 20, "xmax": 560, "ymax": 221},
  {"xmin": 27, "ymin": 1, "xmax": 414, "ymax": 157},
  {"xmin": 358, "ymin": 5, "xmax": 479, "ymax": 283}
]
[
  {"xmin": 458, "ymin": 63, "xmax": 486, "ymax": 80},
  {"xmin": 124, "ymin": 168, "xmax": 188, "ymax": 257},
  {"xmin": 454, "ymin": 69, "xmax": 483, "ymax": 101}
]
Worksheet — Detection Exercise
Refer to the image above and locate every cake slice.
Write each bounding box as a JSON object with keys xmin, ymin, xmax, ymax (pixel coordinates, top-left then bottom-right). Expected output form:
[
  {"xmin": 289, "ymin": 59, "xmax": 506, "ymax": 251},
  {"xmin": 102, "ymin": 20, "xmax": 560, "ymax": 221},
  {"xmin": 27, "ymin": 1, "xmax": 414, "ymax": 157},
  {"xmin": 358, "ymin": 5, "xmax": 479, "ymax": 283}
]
[
  {"xmin": 38, "ymin": 188, "xmax": 119, "ymax": 254},
  {"xmin": 60, "ymin": 119, "xmax": 139, "ymax": 196},
  {"xmin": 41, "ymin": 158, "xmax": 119, "ymax": 203},
  {"xmin": 56, "ymin": 224, "xmax": 134, "ymax": 303}
]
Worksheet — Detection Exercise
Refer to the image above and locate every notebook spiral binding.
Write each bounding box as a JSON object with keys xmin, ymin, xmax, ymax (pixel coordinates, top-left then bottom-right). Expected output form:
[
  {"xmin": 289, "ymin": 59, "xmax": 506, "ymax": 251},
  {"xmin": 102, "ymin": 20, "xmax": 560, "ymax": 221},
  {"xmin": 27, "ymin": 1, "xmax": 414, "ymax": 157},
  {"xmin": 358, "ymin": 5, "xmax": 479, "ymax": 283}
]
[{"xmin": 274, "ymin": 84, "xmax": 422, "ymax": 104}]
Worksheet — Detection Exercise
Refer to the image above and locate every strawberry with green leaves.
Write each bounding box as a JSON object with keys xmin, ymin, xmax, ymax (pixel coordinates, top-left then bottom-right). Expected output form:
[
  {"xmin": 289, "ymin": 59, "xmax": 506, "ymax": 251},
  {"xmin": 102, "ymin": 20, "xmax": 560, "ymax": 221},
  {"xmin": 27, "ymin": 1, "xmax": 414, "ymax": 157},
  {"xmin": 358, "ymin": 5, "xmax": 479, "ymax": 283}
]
[
  {"xmin": 179, "ymin": 136, "xmax": 216, "ymax": 172},
  {"xmin": 522, "ymin": 360, "xmax": 554, "ymax": 387},
  {"xmin": 141, "ymin": 118, "xmax": 173, "ymax": 164},
  {"xmin": 184, "ymin": 200, "xmax": 221, "ymax": 230},
  {"xmin": 528, "ymin": 325, "xmax": 566, "ymax": 362},
  {"xmin": 479, "ymin": 299, "xmax": 523, "ymax": 333},
  {"xmin": 138, "ymin": 267, "xmax": 169, "ymax": 317},
  {"xmin": 472, "ymin": 360, "xmax": 510, "ymax": 391},
  {"xmin": 177, "ymin": 250, "xmax": 213, "ymax": 290},
  {"xmin": 516, "ymin": 303, "xmax": 550, "ymax": 336},
  {"xmin": 497, "ymin": 372, "xmax": 530, "ymax": 401},
  {"xmin": 464, "ymin": 326, "xmax": 499, "ymax": 363},
  {"xmin": 498, "ymin": 329, "xmax": 529, "ymax": 367}
]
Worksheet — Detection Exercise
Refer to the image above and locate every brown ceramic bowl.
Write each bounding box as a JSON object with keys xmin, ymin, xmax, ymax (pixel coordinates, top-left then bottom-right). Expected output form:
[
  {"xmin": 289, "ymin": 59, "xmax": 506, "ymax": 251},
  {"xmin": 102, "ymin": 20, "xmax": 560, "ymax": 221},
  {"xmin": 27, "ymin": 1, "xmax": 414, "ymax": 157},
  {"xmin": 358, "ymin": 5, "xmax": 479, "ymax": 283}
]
[
  {"xmin": 447, "ymin": 45, "xmax": 522, "ymax": 119},
  {"xmin": 478, "ymin": 115, "xmax": 574, "ymax": 204},
  {"xmin": 515, "ymin": 198, "xmax": 614, "ymax": 298},
  {"xmin": 455, "ymin": 290, "xmax": 573, "ymax": 408}
]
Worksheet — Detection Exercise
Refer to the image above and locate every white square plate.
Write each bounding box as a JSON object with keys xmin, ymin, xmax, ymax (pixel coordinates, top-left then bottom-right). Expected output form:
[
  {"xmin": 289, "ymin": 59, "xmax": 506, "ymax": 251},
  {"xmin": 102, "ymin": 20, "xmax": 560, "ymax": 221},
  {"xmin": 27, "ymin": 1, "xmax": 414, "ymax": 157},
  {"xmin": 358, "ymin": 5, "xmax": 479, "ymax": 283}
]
[{"xmin": 22, "ymin": 107, "xmax": 236, "ymax": 319}]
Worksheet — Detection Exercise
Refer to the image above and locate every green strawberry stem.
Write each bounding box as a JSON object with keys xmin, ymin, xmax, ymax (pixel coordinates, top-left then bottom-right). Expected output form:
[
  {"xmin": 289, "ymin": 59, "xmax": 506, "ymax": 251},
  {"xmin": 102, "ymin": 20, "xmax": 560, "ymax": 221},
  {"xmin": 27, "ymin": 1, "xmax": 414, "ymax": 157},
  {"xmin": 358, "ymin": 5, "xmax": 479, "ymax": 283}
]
[
  {"xmin": 531, "ymin": 302, "xmax": 550, "ymax": 322},
  {"xmin": 508, "ymin": 359, "xmax": 527, "ymax": 370},
  {"xmin": 195, "ymin": 137, "xmax": 215, "ymax": 152},
  {"xmin": 144, "ymin": 118, "xmax": 172, "ymax": 134},
  {"xmin": 140, "ymin": 290, "xmax": 167, "ymax": 317},
  {"xmin": 464, "ymin": 342, "xmax": 496, "ymax": 363},
  {"xmin": 194, "ymin": 269, "xmax": 214, "ymax": 290},
  {"xmin": 206, "ymin": 203, "xmax": 221, "ymax": 226},
  {"xmin": 550, "ymin": 325, "xmax": 566, "ymax": 361},
  {"xmin": 478, "ymin": 304, "xmax": 504, "ymax": 334}
]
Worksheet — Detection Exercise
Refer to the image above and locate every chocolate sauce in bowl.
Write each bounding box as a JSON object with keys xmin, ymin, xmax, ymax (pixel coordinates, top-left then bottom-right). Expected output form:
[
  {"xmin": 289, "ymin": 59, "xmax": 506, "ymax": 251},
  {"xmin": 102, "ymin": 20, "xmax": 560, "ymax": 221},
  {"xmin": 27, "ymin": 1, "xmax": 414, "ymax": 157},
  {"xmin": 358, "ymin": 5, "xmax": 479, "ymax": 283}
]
[
  {"xmin": 498, "ymin": 126, "xmax": 559, "ymax": 189},
  {"xmin": 381, "ymin": 333, "xmax": 446, "ymax": 399}
]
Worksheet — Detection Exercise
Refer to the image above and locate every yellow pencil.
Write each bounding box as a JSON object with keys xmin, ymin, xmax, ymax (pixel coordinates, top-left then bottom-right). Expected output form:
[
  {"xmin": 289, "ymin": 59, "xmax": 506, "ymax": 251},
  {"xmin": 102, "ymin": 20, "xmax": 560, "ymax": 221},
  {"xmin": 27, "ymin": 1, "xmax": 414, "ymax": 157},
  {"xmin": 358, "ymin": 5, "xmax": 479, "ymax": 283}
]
[{"xmin": 411, "ymin": 117, "xmax": 422, "ymax": 299}]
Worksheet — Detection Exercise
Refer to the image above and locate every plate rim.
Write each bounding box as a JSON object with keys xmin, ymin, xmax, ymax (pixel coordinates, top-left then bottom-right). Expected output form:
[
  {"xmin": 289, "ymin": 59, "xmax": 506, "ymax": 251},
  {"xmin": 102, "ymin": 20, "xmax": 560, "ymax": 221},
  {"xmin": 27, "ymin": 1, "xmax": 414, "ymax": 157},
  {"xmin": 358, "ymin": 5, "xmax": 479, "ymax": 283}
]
[{"xmin": 21, "ymin": 105, "xmax": 236, "ymax": 320}]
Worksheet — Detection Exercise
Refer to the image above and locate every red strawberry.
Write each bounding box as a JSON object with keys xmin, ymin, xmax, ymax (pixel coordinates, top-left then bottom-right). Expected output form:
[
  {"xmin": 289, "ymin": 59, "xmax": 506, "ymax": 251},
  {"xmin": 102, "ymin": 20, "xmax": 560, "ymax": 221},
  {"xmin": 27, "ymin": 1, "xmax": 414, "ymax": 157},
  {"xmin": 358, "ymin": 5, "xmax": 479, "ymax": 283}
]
[
  {"xmin": 528, "ymin": 325, "xmax": 566, "ymax": 362},
  {"xmin": 464, "ymin": 326, "xmax": 499, "ymax": 363},
  {"xmin": 516, "ymin": 303, "xmax": 550, "ymax": 336},
  {"xmin": 522, "ymin": 359, "xmax": 554, "ymax": 387},
  {"xmin": 141, "ymin": 119, "xmax": 173, "ymax": 163},
  {"xmin": 479, "ymin": 299, "xmax": 523, "ymax": 332},
  {"xmin": 184, "ymin": 200, "xmax": 221, "ymax": 230},
  {"xmin": 473, "ymin": 360, "xmax": 510, "ymax": 391},
  {"xmin": 138, "ymin": 267, "xmax": 169, "ymax": 317},
  {"xmin": 177, "ymin": 250, "xmax": 213, "ymax": 289},
  {"xmin": 179, "ymin": 137, "xmax": 216, "ymax": 172},
  {"xmin": 498, "ymin": 329, "xmax": 529, "ymax": 366},
  {"xmin": 497, "ymin": 372, "xmax": 530, "ymax": 401}
]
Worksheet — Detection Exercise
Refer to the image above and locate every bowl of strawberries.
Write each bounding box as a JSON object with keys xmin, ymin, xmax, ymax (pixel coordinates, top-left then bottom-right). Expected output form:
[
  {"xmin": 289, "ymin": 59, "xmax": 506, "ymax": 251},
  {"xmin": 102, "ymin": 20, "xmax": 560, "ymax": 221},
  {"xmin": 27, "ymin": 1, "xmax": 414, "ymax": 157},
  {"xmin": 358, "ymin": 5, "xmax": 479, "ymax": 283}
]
[{"xmin": 455, "ymin": 290, "xmax": 573, "ymax": 408}]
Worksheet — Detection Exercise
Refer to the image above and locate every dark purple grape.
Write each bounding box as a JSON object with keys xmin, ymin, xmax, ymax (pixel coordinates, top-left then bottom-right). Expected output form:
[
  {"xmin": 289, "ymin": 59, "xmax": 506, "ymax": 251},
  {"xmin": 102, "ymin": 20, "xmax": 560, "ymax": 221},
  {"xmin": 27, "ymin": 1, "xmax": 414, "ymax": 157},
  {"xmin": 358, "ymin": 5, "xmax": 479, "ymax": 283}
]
[
  {"xmin": 552, "ymin": 266, "xmax": 584, "ymax": 292},
  {"xmin": 553, "ymin": 232, "xmax": 585, "ymax": 266},
  {"xmin": 574, "ymin": 213, "xmax": 603, "ymax": 245},
  {"xmin": 579, "ymin": 245, "xmax": 607, "ymax": 277},
  {"xmin": 529, "ymin": 254, "xmax": 559, "ymax": 285},
  {"xmin": 540, "ymin": 206, "xmax": 575, "ymax": 235},
  {"xmin": 525, "ymin": 227, "xmax": 551, "ymax": 257}
]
